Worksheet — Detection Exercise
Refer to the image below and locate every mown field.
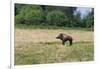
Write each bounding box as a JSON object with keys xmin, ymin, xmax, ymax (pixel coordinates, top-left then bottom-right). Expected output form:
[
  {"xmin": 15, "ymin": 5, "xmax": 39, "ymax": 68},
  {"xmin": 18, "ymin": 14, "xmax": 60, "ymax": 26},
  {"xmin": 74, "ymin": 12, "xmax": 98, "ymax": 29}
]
[{"xmin": 14, "ymin": 28, "xmax": 94, "ymax": 65}]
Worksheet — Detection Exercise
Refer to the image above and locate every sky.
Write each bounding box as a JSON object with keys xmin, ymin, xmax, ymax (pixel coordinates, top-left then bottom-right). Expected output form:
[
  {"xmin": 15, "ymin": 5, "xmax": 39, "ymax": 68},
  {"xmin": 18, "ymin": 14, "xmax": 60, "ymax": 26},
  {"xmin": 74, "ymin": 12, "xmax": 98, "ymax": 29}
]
[{"xmin": 76, "ymin": 7, "xmax": 92, "ymax": 18}]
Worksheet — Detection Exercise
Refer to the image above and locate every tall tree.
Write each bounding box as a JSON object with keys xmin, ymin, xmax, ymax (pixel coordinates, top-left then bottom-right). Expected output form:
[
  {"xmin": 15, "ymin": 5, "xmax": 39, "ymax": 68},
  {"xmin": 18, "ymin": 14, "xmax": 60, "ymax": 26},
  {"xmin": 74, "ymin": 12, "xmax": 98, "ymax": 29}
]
[{"xmin": 82, "ymin": 8, "xmax": 94, "ymax": 28}]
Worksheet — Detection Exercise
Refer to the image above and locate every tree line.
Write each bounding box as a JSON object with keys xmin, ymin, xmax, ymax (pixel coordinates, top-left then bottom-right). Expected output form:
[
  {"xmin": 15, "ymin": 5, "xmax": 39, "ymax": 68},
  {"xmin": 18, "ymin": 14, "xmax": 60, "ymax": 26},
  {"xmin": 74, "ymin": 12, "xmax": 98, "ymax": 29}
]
[{"xmin": 15, "ymin": 4, "xmax": 94, "ymax": 28}]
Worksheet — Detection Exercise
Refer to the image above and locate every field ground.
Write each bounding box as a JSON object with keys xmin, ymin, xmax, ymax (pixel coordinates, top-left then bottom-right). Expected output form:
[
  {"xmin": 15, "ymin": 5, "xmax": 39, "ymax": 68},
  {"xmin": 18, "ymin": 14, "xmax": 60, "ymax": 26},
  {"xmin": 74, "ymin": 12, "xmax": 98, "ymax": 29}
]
[{"xmin": 15, "ymin": 28, "xmax": 94, "ymax": 65}]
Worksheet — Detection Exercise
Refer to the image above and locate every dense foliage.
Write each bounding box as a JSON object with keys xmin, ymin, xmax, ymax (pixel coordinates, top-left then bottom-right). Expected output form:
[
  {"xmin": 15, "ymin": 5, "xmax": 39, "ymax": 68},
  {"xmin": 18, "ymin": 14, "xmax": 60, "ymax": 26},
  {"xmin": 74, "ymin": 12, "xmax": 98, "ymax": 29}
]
[{"xmin": 15, "ymin": 4, "xmax": 94, "ymax": 28}]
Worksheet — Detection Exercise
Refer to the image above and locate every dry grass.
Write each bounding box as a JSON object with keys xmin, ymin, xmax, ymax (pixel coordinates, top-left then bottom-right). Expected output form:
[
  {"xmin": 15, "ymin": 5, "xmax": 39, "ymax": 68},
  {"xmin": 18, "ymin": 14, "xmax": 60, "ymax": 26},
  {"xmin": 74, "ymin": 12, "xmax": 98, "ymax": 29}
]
[
  {"xmin": 15, "ymin": 29, "xmax": 93, "ymax": 44},
  {"xmin": 15, "ymin": 28, "xmax": 94, "ymax": 65}
]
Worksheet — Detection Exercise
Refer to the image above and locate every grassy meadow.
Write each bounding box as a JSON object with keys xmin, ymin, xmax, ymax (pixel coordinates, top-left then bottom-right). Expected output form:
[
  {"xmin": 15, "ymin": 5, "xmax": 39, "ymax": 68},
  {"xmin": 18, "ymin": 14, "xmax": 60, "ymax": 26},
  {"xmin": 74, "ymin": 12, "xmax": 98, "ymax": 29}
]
[{"xmin": 15, "ymin": 26, "xmax": 94, "ymax": 65}]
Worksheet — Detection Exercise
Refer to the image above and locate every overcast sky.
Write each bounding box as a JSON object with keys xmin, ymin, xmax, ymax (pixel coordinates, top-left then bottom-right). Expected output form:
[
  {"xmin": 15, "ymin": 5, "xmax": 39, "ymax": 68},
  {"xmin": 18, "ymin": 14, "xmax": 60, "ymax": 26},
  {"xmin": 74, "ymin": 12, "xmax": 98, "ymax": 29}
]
[{"xmin": 76, "ymin": 7, "xmax": 92, "ymax": 18}]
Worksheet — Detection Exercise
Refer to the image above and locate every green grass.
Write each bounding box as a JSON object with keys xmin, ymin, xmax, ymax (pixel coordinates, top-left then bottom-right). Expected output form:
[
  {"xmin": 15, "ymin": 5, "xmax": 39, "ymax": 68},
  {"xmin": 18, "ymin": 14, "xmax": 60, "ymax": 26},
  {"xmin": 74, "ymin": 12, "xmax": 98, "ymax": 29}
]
[
  {"xmin": 15, "ymin": 41, "xmax": 94, "ymax": 65},
  {"xmin": 15, "ymin": 24, "xmax": 94, "ymax": 31},
  {"xmin": 14, "ymin": 28, "xmax": 94, "ymax": 65}
]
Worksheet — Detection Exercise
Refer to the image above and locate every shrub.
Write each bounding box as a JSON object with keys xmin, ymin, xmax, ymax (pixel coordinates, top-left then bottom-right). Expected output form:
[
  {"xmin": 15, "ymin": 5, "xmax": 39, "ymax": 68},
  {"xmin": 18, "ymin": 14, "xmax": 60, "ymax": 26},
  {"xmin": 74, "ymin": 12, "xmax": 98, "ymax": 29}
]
[
  {"xmin": 46, "ymin": 10, "xmax": 68, "ymax": 26},
  {"xmin": 15, "ymin": 5, "xmax": 44, "ymax": 25},
  {"xmin": 23, "ymin": 10, "xmax": 44, "ymax": 25},
  {"xmin": 15, "ymin": 14, "xmax": 24, "ymax": 24}
]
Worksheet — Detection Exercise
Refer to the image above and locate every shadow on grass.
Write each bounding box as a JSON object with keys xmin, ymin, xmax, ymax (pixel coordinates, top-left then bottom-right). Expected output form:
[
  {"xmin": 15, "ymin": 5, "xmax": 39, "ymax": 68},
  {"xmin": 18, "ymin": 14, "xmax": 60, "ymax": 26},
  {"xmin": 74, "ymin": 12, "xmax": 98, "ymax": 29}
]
[{"xmin": 36, "ymin": 41, "xmax": 93, "ymax": 45}]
